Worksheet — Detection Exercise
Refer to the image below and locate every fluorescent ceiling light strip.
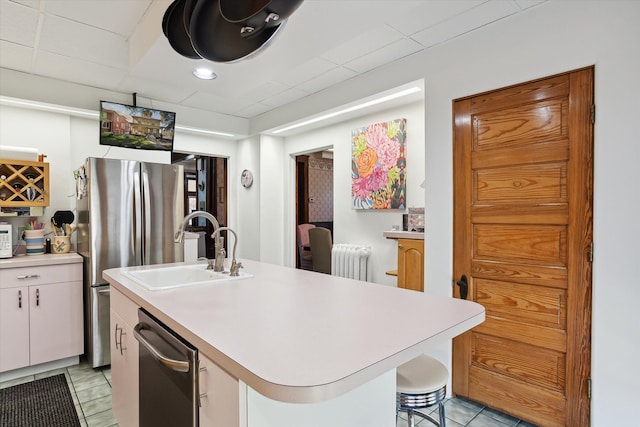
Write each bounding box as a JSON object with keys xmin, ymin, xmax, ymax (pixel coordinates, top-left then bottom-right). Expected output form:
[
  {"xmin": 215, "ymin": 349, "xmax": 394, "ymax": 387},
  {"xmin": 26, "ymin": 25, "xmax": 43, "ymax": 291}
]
[
  {"xmin": 1, "ymin": 96, "xmax": 234, "ymax": 137},
  {"xmin": 273, "ymin": 86, "xmax": 421, "ymax": 134},
  {"xmin": 175, "ymin": 125, "xmax": 234, "ymax": 137},
  {"xmin": 1, "ymin": 96, "xmax": 99, "ymax": 118}
]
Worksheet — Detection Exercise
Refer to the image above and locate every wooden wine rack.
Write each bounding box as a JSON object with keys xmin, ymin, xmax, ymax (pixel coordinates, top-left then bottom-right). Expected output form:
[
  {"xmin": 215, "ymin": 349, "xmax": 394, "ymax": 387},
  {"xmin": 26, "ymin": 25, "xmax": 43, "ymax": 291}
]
[{"xmin": 0, "ymin": 158, "xmax": 50, "ymax": 207}]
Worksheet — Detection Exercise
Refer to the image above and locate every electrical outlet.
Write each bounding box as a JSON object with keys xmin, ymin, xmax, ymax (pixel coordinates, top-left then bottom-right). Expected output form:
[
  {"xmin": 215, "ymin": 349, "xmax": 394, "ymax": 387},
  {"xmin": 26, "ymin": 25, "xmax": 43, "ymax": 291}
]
[{"xmin": 17, "ymin": 226, "xmax": 25, "ymax": 239}]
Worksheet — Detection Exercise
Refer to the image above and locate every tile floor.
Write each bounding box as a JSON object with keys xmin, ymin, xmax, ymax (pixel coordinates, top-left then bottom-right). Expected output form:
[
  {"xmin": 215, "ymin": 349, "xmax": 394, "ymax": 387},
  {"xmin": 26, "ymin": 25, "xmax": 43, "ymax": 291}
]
[
  {"xmin": 0, "ymin": 361, "xmax": 538, "ymax": 427},
  {"xmin": 396, "ymin": 397, "xmax": 539, "ymax": 427}
]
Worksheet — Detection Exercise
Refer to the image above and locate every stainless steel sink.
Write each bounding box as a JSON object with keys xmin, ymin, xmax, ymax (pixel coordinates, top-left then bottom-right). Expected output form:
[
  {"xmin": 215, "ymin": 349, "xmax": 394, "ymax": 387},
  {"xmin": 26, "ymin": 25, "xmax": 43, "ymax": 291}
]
[{"xmin": 123, "ymin": 264, "xmax": 252, "ymax": 291}]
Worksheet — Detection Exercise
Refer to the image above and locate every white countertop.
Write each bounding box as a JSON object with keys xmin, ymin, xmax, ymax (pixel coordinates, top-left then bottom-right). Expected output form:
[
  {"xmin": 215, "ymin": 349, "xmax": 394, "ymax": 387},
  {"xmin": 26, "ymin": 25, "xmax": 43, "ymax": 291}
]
[
  {"xmin": 383, "ymin": 230, "xmax": 425, "ymax": 240},
  {"xmin": 104, "ymin": 259, "xmax": 484, "ymax": 404},
  {"xmin": 0, "ymin": 252, "xmax": 82, "ymax": 268}
]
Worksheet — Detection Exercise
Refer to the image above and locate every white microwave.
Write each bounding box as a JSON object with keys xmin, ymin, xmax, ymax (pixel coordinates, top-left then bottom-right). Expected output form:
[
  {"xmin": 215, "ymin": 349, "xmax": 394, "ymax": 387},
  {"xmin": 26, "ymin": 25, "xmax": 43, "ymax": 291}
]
[{"xmin": 0, "ymin": 223, "xmax": 13, "ymax": 258}]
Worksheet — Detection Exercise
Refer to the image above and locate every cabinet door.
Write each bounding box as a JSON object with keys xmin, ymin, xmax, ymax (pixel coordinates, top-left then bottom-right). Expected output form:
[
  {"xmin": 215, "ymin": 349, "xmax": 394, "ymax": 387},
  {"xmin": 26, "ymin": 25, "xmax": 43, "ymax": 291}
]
[
  {"xmin": 110, "ymin": 308, "xmax": 139, "ymax": 427},
  {"xmin": 29, "ymin": 281, "xmax": 83, "ymax": 365},
  {"xmin": 397, "ymin": 239, "xmax": 424, "ymax": 292},
  {"xmin": 199, "ymin": 355, "xmax": 240, "ymax": 427},
  {"xmin": 0, "ymin": 287, "xmax": 30, "ymax": 372}
]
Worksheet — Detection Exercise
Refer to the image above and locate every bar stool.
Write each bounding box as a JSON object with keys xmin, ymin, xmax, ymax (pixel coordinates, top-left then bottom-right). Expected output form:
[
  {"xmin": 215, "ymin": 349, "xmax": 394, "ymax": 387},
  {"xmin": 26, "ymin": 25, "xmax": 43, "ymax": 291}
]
[{"xmin": 397, "ymin": 354, "xmax": 448, "ymax": 427}]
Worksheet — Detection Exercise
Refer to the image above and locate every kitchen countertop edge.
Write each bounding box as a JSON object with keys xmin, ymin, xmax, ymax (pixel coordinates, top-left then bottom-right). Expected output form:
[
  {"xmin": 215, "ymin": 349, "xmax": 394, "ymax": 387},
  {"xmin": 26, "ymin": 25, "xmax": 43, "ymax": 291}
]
[
  {"xmin": 104, "ymin": 261, "xmax": 484, "ymax": 404},
  {"xmin": 0, "ymin": 252, "xmax": 82, "ymax": 268}
]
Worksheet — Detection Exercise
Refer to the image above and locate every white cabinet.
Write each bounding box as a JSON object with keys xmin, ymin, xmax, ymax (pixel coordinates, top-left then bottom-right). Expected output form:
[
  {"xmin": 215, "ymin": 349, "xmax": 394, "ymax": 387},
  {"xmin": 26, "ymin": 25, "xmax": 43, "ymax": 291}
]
[
  {"xmin": 0, "ymin": 287, "xmax": 30, "ymax": 371},
  {"xmin": 199, "ymin": 354, "xmax": 240, "ymax": 426},
  {"xmin": 0, "ymin": 261, "xmax": 83, "ymax": 373},
  {"xmin": 110, "ymin": 287, "xmax": 139, "ymax": 427}
]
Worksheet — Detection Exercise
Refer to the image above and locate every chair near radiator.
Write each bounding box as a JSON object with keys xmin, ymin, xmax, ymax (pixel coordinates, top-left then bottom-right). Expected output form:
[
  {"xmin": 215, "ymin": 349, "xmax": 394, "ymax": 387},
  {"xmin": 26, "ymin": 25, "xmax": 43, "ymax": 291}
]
[
  {"xmin": 308, "ymin": 227, "xmax": 332, "ymax": 274},
  {"xmin": 296, "ymin": 224, "xmax": 315, "ymax": 270}
]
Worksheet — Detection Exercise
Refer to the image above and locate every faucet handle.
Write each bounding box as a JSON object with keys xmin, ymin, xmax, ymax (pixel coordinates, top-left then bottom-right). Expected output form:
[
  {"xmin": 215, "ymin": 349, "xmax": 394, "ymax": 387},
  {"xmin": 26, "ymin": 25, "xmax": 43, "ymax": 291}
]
[{"xmin": 230, "ymin": 260, "xmax": 243, "ymax": 276}]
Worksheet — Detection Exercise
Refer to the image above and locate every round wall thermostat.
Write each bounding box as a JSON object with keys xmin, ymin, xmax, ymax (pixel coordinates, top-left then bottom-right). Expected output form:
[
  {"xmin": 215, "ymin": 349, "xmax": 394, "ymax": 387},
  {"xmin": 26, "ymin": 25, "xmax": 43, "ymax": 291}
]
[{"xmin": 241, "ymin": 169, "xmax": 253, "ymax": 188}]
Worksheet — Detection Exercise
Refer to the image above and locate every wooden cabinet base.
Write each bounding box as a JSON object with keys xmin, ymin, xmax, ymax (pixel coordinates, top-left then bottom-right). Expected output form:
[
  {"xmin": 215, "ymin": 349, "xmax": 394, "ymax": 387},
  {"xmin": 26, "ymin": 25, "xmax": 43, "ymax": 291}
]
[{"xmin": 397, "ymin": 239, "xmax": 424, "ymax": 292}]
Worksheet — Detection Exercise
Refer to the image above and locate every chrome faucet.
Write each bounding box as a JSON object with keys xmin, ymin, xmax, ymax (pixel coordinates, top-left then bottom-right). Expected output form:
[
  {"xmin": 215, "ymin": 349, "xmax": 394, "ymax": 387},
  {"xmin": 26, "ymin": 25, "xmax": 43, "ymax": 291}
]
[
  {"xmin": 175, "ymin": 211, "xmax": 222, "ymax": 271},
  {"xmin": 210, "ymin": 227, "xmax": 242, "ymax": 276}
]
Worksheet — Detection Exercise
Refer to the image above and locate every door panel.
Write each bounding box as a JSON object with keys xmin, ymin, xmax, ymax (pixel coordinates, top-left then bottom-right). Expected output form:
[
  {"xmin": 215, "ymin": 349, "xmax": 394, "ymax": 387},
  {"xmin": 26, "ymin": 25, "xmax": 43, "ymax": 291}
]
[
  {"xmin": 474, "ymin": 99, "xmax": 568, "ymax": 149},
  {"xmin": 453, "ymin": 68, "xmax": 593, "ymax": 427},
  {"xmin": 475, "ymin": 163, "xmax": 567, "ymax": 204},
  {"xmin": 471, "ymin": 334, "xmax": 566, "ymax": 391},
  {"xmin": 474, "ymin": 224, "xmax": 567, "ymax": 266}
]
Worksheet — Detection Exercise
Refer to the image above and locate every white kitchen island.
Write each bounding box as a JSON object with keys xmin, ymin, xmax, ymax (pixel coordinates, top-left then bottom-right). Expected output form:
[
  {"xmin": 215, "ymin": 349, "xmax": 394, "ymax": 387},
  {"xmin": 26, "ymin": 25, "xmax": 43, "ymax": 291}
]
[{"xmin": 104, "ymin": 259, "xmax": 485, "ymax": 427}]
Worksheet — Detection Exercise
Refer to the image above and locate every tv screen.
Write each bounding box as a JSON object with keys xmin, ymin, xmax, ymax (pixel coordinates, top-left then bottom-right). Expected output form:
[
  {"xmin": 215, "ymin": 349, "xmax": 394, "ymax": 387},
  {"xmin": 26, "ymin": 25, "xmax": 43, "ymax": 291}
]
[{"xmin": 99, "ymin": 101, "xmax": 176, "ymax": 151}]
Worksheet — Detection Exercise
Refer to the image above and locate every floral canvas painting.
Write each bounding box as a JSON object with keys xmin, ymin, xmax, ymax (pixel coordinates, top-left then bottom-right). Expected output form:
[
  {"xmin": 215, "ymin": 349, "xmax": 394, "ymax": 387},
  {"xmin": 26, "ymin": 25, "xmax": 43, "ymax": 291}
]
[{"xmin": 351, "ymin": 118, "xmax": 406, "ymax": 209}]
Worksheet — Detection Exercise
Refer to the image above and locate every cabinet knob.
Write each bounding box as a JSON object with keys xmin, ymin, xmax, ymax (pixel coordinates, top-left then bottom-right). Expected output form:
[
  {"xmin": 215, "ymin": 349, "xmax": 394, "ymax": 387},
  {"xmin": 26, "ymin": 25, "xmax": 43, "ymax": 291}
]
[
  {"xmin": 398, "ymin": 244, "xmax": 403, "ymax": 249},
  {"xmin": 17, "ymin": 274, "xmax": 40, "ymax": 280}
]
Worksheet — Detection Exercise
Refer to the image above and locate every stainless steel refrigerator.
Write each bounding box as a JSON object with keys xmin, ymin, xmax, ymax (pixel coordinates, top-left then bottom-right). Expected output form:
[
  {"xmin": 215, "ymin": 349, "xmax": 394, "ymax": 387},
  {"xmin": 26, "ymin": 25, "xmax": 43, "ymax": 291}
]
[{"xmin": 76, "ymin": 157, "xmax": 184, "ymax": 367}]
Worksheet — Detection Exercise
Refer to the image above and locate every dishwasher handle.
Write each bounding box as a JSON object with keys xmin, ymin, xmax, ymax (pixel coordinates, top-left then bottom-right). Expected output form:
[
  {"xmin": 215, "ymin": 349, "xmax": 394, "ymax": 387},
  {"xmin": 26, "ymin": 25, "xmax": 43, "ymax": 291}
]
[{"xmin": 133, "ymin": 322, "xmax": 191, "ymax": 373}]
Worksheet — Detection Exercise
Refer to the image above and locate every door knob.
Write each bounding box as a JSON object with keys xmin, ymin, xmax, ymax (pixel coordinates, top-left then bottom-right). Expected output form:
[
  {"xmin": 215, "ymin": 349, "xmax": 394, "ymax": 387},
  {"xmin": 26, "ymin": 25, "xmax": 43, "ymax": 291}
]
[{"xmin": 456, "ymin": 275, "xmax": 469, "ymax": 300}]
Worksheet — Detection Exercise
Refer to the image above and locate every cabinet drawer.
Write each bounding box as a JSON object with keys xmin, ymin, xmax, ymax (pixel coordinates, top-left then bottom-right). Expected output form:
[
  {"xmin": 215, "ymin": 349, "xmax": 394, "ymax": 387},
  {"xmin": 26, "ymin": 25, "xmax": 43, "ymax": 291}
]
[
  {"xmin": 111, "ymin": 287, "xmax": 139, "ymax": 328},
  {"xmin": 0, "ymin": 263, "xmax": 82, "ymax": 289}
]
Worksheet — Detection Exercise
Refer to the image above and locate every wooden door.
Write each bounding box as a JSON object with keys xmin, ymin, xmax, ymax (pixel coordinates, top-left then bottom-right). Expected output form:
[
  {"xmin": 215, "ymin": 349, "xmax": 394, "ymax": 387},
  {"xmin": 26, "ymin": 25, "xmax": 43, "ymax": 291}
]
[
  {"xmin": 452, "ymin": 68, "xmax": 593, "ymax": 426},
  {"xmin": 397, "ymin": 239, "xmax": 424, "ymax": 292}
]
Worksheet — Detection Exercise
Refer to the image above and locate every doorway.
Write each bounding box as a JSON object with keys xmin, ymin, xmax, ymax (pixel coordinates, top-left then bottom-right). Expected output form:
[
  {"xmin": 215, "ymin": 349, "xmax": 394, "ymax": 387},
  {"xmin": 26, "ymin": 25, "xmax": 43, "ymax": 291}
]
[
  {"xmin": 295, "ymin": 150, "xmax": 333, "ymax": 269},
  {"xmin": 452, "ymin": 68, "xmax": 593, "ymax": 427},
  {"xmin": 172, "ymin": 153, "xmax": 228, "ymax": 258}
]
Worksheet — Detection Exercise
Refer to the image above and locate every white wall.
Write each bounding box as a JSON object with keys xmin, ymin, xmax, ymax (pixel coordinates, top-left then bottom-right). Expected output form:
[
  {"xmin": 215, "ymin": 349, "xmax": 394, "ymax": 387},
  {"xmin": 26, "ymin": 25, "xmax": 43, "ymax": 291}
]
[
  {"xmin": 237, "ymin": 135, "xmax": 261, "ymax": 260},
  {"xmin": 283, "ymin": 101, "xmax": 425, "ymax": 285},
  {"xmin": 259, "ymin": 135, "xmax": 286, "ymax": 265}
]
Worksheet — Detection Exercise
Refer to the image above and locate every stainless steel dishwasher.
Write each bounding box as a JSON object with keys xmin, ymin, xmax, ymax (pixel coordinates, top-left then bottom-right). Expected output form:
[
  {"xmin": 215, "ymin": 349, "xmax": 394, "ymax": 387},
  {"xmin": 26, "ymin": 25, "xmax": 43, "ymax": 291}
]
[{"xmin": 134, "ymin": 308, "xmax": 199, "ymax": 427}]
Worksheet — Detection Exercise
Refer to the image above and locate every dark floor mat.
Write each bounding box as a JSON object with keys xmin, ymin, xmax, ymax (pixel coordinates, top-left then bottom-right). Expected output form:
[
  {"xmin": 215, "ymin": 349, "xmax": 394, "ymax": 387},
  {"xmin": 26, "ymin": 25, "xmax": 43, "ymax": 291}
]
[{"xmin": 0, "ymin": 374, "xmax": 80, "ymax": 427}]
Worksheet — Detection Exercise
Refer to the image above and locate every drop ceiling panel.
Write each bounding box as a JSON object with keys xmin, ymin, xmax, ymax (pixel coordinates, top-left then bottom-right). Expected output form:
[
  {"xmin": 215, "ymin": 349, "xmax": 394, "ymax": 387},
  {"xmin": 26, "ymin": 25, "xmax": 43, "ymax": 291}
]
[
  {"xmin": 514, "ymin": 0, "xmax": 546, "ymax": 10},
  {"xmin": 320, "ymin": 24, "xmax": 407, "ymax": 65},
  {"xmin": 241, "ymin": 81, "xmax": 290, "ymax": 104},
  {"xmin": 389, "ymin": 0, "xmax": 486, "ymax": 36},
  {"xmin": 411, "ymin": 0, "xmax": 521, "ymax": 48},
  {"xmin": 271, "ymin": 57, "xmax": 339, "ymax": 87},
  {"xmin": 43, "ymin": 0, "xmax": 152, "ymax": 37},
  {"xmin": 344, "ymin": 37, "xmax": 424, "ymax": 74},
  {"xmin": 234, "ymin": 102, "xmax": 273, "ymax": 119},
  {"xmin": 38, "ymin": 14, "xmax": 129, "ymax": 68},
  {"xmin": 261, "ymin": 87, "xmax": 310, "ymax": 108},
  {"xmin": 0, "ymin": 0, "xmax": 39, "ymax": 47},
  {"xmin": 118, "ymin": 75, "xmax": 195, "ymax": 105},
  {"xmin": 33, "ymin": 50, "xmax": 128, "ymax": 90},
  {"xmin": 296, "ymin": 66, "xmax": 358, "ymax": 94},
  {"xmin": 0, "ymin": 40, "xmax": 33, "ymax": 71},
  {"xmin": 180, "ymin": 91, "xmax": 255, "ymax": 115}
]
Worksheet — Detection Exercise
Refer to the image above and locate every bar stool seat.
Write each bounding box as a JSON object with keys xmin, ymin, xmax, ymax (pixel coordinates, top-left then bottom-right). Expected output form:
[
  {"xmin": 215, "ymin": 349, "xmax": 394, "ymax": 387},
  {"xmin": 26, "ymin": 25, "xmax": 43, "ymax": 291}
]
[{"xmin": 397, "ymin": 354, "xmax": 448, "ymax": 427}]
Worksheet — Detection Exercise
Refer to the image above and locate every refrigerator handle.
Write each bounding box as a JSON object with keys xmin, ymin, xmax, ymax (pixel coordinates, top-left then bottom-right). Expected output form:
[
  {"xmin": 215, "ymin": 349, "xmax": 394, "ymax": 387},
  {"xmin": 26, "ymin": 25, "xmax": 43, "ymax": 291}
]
[
  {"xmin": 141, "ymin": 166, "xmax": 152, "ymax": 265},
  {"xmin": 133, "ymin": 167, "xmax": 143, "ymax": 266}
]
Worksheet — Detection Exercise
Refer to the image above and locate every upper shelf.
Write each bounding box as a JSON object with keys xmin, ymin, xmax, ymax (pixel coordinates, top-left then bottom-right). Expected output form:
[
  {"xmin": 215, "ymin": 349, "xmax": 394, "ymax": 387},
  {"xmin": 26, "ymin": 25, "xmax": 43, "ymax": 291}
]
[{"xmin": 0, "ymin": 158, "xmax": 50, "ymax": 207}]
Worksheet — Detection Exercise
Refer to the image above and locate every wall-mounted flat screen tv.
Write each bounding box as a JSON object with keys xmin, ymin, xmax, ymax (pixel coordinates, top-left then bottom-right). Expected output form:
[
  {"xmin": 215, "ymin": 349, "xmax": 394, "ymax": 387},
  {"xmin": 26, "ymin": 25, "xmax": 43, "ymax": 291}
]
[{"xmin": 99, "ymin": 101, "xmax": 176, "ymax": 151}]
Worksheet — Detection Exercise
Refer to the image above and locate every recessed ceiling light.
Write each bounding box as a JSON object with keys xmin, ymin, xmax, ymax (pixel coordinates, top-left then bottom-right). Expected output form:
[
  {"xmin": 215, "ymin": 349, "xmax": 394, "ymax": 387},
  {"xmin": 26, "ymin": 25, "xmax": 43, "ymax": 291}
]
[{"xmin": 193, "ymin": 68, "xmax": 217, "ymax": 80}]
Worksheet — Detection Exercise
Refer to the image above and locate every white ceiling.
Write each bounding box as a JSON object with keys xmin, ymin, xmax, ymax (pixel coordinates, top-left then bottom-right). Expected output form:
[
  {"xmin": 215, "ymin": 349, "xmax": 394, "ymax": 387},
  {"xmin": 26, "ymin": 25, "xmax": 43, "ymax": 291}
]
[{"xmin": 0, "ymin": 0, "xmax": 545, "ymax": 125}]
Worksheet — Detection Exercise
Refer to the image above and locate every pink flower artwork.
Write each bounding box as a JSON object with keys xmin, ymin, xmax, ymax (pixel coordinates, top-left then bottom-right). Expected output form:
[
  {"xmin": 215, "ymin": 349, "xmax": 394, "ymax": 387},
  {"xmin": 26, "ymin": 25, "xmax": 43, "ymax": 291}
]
[{"xmin": 351, "ymin": 119, "xmax": 406, "ymax": 209}]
